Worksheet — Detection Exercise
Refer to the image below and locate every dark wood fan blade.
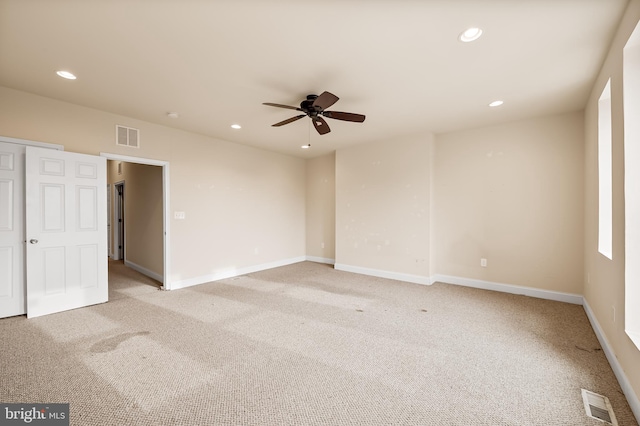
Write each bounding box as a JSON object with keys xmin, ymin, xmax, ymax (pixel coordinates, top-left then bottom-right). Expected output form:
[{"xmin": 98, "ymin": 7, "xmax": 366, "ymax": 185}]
[
  {"xmin": 263, "ymin": 103, "xmax": 303, "ymax": 111},
  {"xmin": 272, "ymin": 115, "xmax": 306, "ymax": 127},
  {"xmin": 312, "ymin": 91, "xmax": 339, "ymax": 110},
  {"xmin": 323, "ymin": 111, "xmax": 366, "ymax": 123},
  {"xmin": 312, "ymin": 116, "xmax": 331, "ymax": 135}
]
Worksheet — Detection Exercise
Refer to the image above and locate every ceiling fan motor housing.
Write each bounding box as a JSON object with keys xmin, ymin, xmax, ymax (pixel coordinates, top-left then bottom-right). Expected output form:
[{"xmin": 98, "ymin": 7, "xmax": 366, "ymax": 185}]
[{"xmin": 301, "ymin": 95, "xmax": 320, "ymax": 116}]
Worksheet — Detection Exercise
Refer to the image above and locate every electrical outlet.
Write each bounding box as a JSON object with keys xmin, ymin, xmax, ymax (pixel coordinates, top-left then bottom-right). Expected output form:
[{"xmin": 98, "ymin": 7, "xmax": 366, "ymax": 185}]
[
  {"xmin": 480, "ymin": 258, "xmax": 487, "ymax": 267},
  {"xmin": 174, "ymin": 211, "xmax": 185, "ymax": 220},
  {"xmin": 321, "ymin": 242, "xmax": 325, "ymax": 249},
  {"xmin": 612, "ymin": 306, "xmax": 616, "ymax": 323}
]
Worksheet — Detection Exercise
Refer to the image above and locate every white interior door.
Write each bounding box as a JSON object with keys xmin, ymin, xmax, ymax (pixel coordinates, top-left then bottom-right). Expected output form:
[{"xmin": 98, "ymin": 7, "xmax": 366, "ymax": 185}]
[
  {"xmin": 25, "ymin": 146, "xmax": 107, "ymax": 318},
  {"xmin": 0, "ymin": 142, "xmax": 26, "ymax": 318}
]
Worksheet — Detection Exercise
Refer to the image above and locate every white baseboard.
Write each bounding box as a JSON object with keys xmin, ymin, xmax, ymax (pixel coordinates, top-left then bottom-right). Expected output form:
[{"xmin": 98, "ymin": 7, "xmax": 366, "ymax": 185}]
[
  {"xmin": 124, "ymin": 260, "xmax": 164, "ymax": 283},
  {"xmin": 170, "ymin": 256, "xmax": 307, "ymax": 290},
  {"xmin": 583, "ymin": 300, "xmax": 640, "ymax": 422},
  {"xmin": 328, "ymin": 266, "xmax": 582, "ymax": 304},
  {"xmin": 334, "ymin": 263, "xmax": 432, "ymax": 286},
  {"xmin": 433, "ymin": 274, "xmax": 584, "ymax": 305},
  {"xmin": 305, "ymin": 256, "xmax": 335, "ymax": 265}
]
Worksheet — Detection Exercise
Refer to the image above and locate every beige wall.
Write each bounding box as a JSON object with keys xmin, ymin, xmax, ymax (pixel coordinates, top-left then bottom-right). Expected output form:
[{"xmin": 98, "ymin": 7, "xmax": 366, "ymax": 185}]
[
  {"xmin": 335, "ymin": 135, "xmax": 433, "ymax": 279},
  {"xmin": 125, "ymin": 163, "xmax": 163, "ymax": 274},
  {"xmin": 0, "ymin": 86, "xmax": 306, "ymax": 286},
  {"xmin": 584, "ymin": 0, "xmax": 640, "ymax": 407},
  {"xmin": 306, "ymin": 153, "xmax": 335, "ymax": 261},
  {"xmin": 433, "ymin": 112, "xmax": 585, "ymax": 294}
]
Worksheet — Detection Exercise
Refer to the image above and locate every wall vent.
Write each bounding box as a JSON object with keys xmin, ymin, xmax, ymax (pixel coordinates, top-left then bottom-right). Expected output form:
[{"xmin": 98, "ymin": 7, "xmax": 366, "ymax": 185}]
[
  {"xmin": 116, "ymin": 125, "xmax": 140, "ymax": 148},
  {"xmin": 581, "ymin": 389, "xmax": 618, "ymax": 425}
]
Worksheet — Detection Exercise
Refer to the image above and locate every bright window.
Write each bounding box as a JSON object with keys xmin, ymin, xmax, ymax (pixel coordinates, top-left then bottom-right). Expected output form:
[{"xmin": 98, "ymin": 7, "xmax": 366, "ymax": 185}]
[
  {"xmin": 598, "ymin": 79, "xmax": 612, "ymax": 260},
  {"xmin": 624, "ymin": 21, "xmax": 640, "ymax": 349}
]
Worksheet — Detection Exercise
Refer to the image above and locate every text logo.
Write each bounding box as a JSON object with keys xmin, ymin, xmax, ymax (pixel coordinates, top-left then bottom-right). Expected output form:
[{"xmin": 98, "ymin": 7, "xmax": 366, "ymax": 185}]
[{"xmin": 0, "ymin": 404, "xmax": 69, "ymax": 426}]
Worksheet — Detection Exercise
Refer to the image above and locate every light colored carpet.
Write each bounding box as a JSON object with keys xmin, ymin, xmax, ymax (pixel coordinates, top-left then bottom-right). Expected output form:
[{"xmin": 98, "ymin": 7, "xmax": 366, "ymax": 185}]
[{"xmin": 0, "ymin": 260, "xmax": 637, "ymax": 425}]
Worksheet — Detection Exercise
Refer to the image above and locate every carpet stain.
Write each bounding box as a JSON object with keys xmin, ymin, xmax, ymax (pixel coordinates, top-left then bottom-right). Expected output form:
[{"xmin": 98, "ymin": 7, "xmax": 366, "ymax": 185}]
[
  {"xmin": 90, "ymin": 331, "xmax": 151, "ymax": 353},
  {"xmin": 356, "ymin": 309, "xmax": 364, "ymax": 312}
]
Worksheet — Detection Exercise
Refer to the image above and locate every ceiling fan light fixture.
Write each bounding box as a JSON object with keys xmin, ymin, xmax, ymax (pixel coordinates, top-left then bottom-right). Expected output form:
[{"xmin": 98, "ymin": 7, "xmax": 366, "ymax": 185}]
[
  {"xmin": 489, "ymin": 100, "xmax": 504, "ymax": 107},
  {"xmin": 301, "ymin": 144, "xmax": 311, "ymax": 149},
  {"xmin": 167, "ymin": 112, "xmax": 179, "ymax": 119},
  {"xmin": 56, "ymin": 70, "xmax": 76, "ymax": 80},
  {"xmin": 231, "ymin": 124, "xmax": 242, "ymax": 129},
  {"xmin": 459, "ymin": 27, "xmax": 483, "ymax": 42}
]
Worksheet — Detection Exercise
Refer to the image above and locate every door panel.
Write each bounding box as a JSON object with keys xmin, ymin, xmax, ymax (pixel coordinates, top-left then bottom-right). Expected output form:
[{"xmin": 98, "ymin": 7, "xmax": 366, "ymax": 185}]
[
  {"xmin": 77, "ymin": 186, "xmax": 97, "ymax": 230},
  {"xmin": 0, "ymin": 142, "xmax": 25, "ymax": 318},
  {"xmin": 43, "ymin": 247, "xmax": 65, "ymax": 294},
  {"xmin": 79, "ymin": 244, "xmax": 98, "ymax": 288},
  {"xmin": 26, "ymin": 146, "xmax": 107, "ymax": 318},
  {"xmin": 42, "ymin": 184, "xmax": 65, "ymax": 231},
  {"xmin": 0, "ymin": 247, "xmax": 13, "ymax": 297},
  {"xmin": 0, "ymin": 179, "xmax": 14, "ymax": 229}
]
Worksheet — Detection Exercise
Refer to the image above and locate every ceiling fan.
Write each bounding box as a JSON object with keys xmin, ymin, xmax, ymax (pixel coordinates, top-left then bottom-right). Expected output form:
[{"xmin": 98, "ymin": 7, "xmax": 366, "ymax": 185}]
[{"xmin": 263, "ymin": 91, "xmax": 365, "ymax": 135}]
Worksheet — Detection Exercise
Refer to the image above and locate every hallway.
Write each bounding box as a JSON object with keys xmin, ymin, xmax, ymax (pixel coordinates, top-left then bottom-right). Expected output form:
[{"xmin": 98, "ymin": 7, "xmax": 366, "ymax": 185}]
[{"xmin": 108, "ymin": 259, "xmax": 161, "ymax": 301}]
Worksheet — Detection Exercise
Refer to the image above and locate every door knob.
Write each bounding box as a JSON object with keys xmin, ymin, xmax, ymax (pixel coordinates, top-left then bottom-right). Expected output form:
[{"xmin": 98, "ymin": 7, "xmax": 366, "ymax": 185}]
[{"xmin": 29, "ymin": 239, "xmax": 38, "ymax": 244}]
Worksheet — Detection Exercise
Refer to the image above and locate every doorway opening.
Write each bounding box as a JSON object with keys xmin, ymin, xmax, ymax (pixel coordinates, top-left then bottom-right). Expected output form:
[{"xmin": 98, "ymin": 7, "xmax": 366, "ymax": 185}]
[
  {"xmin": 102, "ymin": 153, "xmax": 170, "ymax": 290},
  {"xmin": 113, "ymin": 181, "xmax": 125, "ymax": 261}
]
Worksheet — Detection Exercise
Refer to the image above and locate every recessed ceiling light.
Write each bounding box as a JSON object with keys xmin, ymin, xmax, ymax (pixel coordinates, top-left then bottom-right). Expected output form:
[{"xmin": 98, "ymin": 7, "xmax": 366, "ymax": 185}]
[
  {"xmin": 231, "ymin": 124, "xmax": 242, "ymax": 129},
  {"xmin": 459, "ymin": 27, "xmax": 483, "ymax": 42},
  {"xmin": 167, "ymin": 112, "xmax": 179, "ymax": 119},
  {"xmin": 489, "ymin": 100, "xmax": 504, "ymax": 107},
  {"xmin": 56, "ymin": 70, "xmax": 76, "ymax": 80},
  {"xmin": 301, "ymin": 144, "xmax": 311, "ymax": 149}
]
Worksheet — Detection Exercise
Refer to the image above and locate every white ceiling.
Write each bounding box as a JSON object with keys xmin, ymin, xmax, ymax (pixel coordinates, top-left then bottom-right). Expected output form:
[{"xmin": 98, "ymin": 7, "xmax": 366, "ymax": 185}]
[{"xmin": 0, "ymin": 0, "xmax": 629, "ymax": 158}]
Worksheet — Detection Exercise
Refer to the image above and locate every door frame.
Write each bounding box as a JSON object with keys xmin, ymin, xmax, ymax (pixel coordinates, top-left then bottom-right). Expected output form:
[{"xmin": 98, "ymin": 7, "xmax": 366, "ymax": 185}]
[
  {"xmin": 0, "ymin": 135, "xmax": 64, "ymax": 151},
  {"xmin": 113, "ymin": 181, "xmax": 125, "ymax": 261},
  {"xmin": 100, "ymin": 153, "xmax": 171, "ymax": 290},
  {"xmin": 107, "ymin": 183, "xmax": 112, "ymax": 257}
]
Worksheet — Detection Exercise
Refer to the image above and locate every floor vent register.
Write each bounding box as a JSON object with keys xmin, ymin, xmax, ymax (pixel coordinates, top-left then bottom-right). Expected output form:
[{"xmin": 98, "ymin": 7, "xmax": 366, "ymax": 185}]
[{"xmin": 581, "ymin": 389, "xmax": 618, "ymax": 425}]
